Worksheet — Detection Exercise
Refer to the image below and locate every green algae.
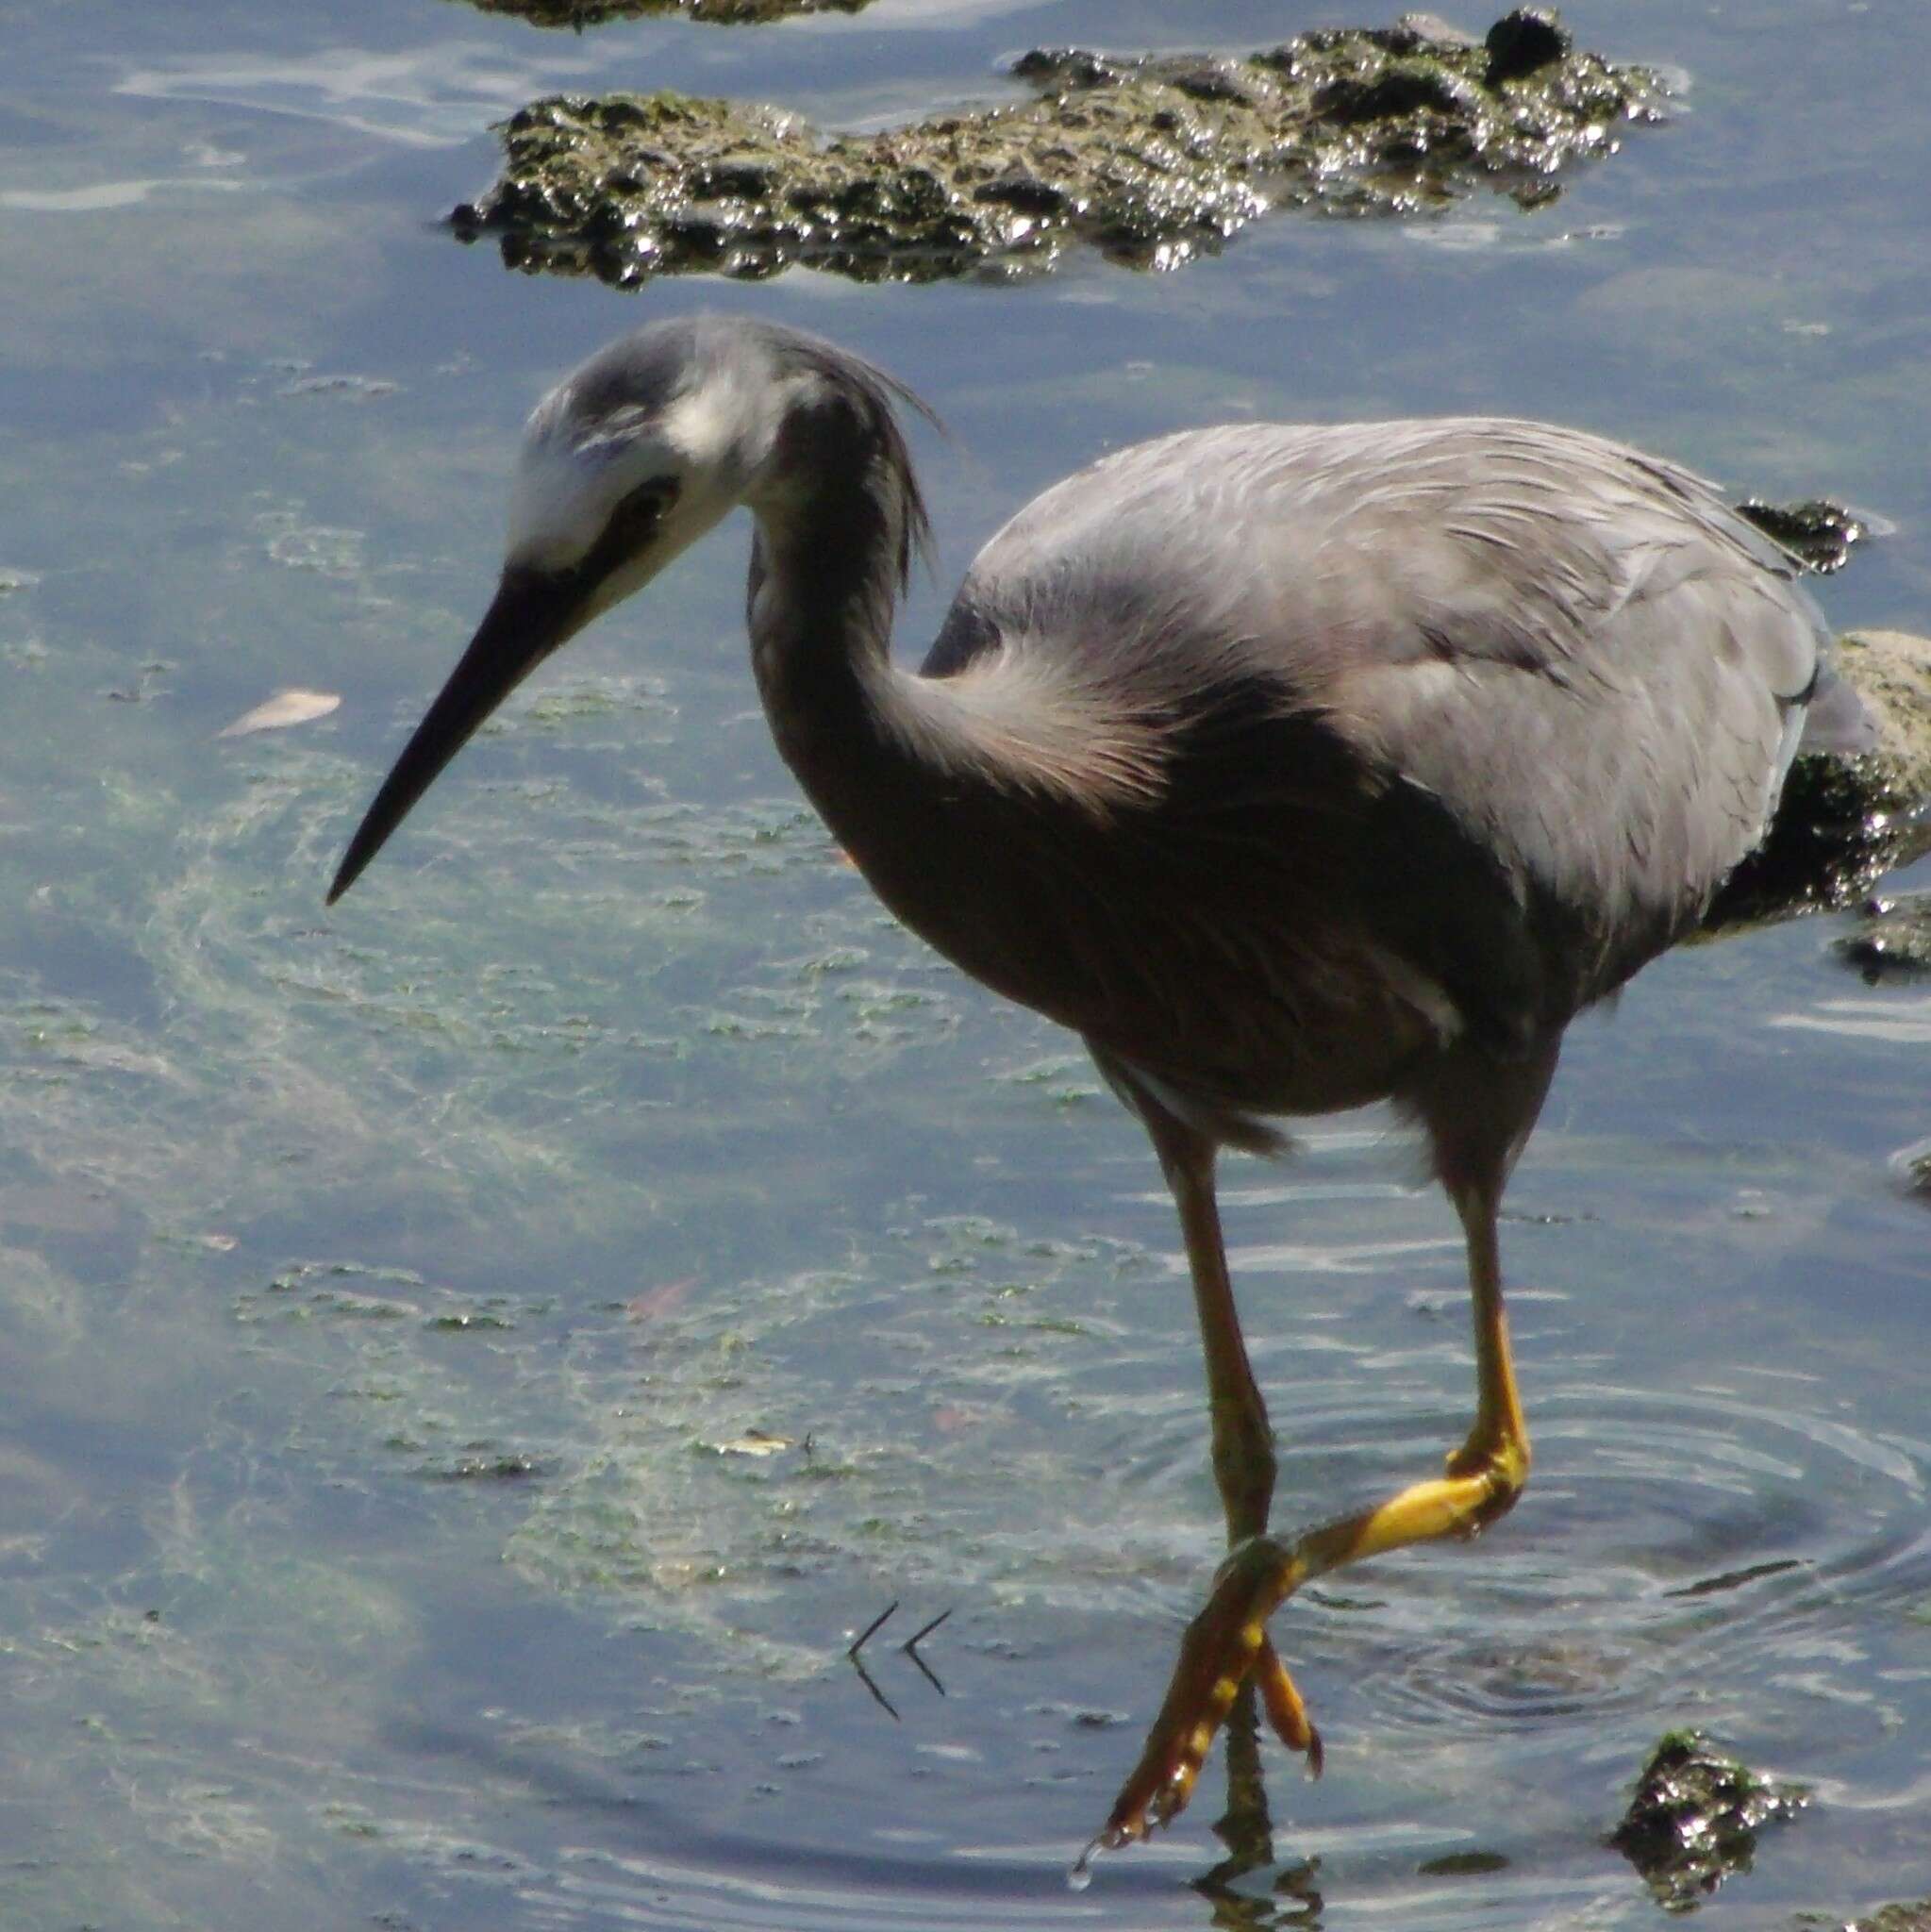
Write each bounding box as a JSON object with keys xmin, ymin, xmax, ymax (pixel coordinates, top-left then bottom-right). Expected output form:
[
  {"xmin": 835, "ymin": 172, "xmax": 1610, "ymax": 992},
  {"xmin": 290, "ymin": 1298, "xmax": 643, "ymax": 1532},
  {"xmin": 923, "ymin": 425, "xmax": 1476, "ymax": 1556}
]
[
  {"xmin": 1609, "ymin": 1729, "xmax": 1809, "ymax": 1912},
  {"xmin": 1706, "ymin": 630, "xmax": 1931, "ymax": 931},
  {"xmin": 453, "ymin": 9, "xmax": 1665, "ymax": 288}
]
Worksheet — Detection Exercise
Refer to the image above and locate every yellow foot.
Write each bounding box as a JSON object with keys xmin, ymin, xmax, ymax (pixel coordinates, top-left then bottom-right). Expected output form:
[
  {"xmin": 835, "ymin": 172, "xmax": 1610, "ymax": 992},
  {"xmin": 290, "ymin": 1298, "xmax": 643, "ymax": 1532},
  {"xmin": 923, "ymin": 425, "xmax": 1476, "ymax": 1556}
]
[
  {"xmin": 1084, "ymin": 1539, "xmax": 1315, "ymax": 1860},
  {"xmin": 1079, "ymin": 1442, "xmax": 1532, "ymax": 1869}
]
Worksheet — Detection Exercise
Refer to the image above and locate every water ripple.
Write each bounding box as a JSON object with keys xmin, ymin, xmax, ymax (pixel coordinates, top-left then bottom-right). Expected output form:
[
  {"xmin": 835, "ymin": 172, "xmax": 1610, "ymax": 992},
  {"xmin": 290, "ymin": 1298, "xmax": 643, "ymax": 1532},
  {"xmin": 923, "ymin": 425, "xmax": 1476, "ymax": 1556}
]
[{"xmin": 1335, "ymin": 1377, "xmax": 1931, "ymax": 1742}]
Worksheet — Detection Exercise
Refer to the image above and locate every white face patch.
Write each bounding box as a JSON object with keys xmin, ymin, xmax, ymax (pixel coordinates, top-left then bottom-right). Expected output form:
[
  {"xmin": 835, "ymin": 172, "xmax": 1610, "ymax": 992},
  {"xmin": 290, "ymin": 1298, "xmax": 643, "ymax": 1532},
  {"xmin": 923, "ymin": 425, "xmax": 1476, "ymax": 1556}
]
[
  {"xmin": 502, "ymin": 365, "xmax": 783, "ymax": 580},
  {"xmin": 506, "ymin": 388, "xmax": 684, "ymax": 575}
]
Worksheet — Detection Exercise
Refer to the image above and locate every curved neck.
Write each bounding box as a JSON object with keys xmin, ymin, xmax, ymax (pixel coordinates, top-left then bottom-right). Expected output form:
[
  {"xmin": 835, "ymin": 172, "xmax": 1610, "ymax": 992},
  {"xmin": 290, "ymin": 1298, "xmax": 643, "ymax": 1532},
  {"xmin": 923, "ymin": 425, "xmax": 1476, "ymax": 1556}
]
[
  {"xmin": 744, "ymin": 466, "xmax": 935, "ymax": 863},
  {"xmin": 741, "ymin": 466, "xmax": 1177, "ymax": 1041}
]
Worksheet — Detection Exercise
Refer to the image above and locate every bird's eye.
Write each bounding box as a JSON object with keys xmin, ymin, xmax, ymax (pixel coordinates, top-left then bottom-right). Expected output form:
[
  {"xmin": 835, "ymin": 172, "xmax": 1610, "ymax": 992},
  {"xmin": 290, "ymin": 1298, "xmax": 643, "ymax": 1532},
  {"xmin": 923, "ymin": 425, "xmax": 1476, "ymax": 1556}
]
[
  {"xmin": 577, "ymin": 476, "xmax": 679, "ymax": 586},
  {"xmin": 615, "ymin": 476, "xmax": 677, "ymax": 537}
]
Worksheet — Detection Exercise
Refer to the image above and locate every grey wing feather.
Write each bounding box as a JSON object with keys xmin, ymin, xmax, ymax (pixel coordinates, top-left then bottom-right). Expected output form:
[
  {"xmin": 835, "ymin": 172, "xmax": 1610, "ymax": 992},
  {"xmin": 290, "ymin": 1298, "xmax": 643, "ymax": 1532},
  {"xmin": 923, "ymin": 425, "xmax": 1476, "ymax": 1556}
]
[{"xmin": 926, "ymin": 416, "xmax": 1828, "ymax": 1014}]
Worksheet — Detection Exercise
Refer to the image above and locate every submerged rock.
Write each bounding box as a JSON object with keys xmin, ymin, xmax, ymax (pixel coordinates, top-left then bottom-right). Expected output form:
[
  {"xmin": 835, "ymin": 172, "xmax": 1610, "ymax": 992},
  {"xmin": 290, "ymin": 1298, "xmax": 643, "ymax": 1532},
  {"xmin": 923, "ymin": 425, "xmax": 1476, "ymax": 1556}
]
[
  {"xmin": 1820, "ymin": 1901, "xmax": 1931, "ymax": 1932},
  {"xmin": 1608, "ymin": 1730, "xmax": 1808, "ymax": 1911},
  {"xmin": 1736, "ymin": 496, "xmax": 1871, "ymax": 575},
  {"xmin": 1896, "ymin": 1140, "xmax": 1931, "ymax": 1203},
  {"xmin": 1834, "ymin": 891, "xmax": 1931, "ymax": 982},
  {"xmin": 452, "ymin": 10, "xmax": 1665, "ymax": 287},
  {"xmin": 457, "ymin": 0, "xmax": 869, "ymax": 22},
  {"xmin": 1707, "ymin": 629, "xmax": 1931, "ymax": 930}
]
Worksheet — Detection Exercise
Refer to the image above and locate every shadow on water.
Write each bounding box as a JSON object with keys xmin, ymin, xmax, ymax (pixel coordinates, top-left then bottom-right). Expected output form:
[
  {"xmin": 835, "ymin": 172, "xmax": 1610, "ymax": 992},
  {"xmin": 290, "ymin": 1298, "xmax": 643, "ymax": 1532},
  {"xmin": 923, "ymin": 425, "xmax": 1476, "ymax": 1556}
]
[{"xmin": 3, "ymin": 1, "xmax": 1931, "ymax": 1928}]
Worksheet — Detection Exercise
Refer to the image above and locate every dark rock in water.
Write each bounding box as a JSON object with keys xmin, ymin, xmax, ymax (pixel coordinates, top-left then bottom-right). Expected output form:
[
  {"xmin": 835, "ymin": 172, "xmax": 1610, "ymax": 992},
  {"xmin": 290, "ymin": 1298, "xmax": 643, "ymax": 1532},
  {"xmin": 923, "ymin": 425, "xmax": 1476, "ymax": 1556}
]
[
  {"xmin": 1736, "ymin": 496, "xmax": 1870, "ymax": 575},
  {"xmin": 1608, "ymin": 1730, "xmax": 1808, "ymax": 1911},
  {"xmin": 452, "ymin": 12, "xmax": 1666, "ymax": 288},
  {"xmin": 1834, "ymin": 891, "xmax": 1931, "ymax": 982},
  {"xmin": 1484, "ymin": 8, "xmax": 1571, "ymax": 84},
  {"xmin": 1315, "ymin": 59, "xmax": 1490, "ymax": 127},
  {"xmin": 1832, "ymin": 1901, "xmax": 1931, "ymax": 1932},
  {"xmin": 1898, "ymin": 1141, "xmax": 1931, "ymax": 1203},
  {"xmin": 1706, "ymin": 630, "xmax": 1931, "ymax": 931}
]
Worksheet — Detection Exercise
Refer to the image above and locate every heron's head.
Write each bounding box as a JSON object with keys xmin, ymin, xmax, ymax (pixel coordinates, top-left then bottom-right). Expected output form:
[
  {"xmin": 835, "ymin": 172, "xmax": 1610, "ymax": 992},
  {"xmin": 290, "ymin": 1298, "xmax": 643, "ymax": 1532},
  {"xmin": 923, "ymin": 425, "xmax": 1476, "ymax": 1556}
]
[{"xmin": 329, "ymin": 314, "xmax": 918, "ymax": 905}]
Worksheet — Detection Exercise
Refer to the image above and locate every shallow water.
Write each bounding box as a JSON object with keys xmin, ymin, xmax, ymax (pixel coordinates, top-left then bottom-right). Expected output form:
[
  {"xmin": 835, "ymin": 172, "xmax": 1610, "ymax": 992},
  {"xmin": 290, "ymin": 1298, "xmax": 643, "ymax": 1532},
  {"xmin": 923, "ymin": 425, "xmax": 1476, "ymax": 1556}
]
[{"xmin": 2, "ymin": 1, "xmax": 1929, "ymax": 1926}]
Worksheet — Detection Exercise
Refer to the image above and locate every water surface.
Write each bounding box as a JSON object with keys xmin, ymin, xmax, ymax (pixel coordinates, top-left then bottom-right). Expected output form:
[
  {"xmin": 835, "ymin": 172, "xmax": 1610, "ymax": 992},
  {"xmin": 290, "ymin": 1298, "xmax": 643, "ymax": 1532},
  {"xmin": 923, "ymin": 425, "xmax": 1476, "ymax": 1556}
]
[{"xmin": 2, "ymin": 2, "xmax": 1929, "ymax": 1926}]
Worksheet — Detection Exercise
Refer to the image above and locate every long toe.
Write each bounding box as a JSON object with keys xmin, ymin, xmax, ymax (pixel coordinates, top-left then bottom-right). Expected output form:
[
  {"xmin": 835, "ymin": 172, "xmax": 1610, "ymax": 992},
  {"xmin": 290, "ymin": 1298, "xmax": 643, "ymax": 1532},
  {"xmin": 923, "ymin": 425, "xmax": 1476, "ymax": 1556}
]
[
  {"xmin": 1096, "ymin": 1538, "xmax": 1304, "ymax": 1849},
  {"xmin": 1256, "ymin": 1635, "xmax": 1323, "ymax": 1777}
]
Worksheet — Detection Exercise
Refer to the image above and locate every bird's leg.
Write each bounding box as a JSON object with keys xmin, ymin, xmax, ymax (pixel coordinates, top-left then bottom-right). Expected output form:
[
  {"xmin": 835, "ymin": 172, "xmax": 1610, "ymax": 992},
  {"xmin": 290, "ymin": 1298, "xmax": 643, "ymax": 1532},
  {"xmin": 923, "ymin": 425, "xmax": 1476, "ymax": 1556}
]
[
  {"xmin": 1440, "ymin": 1176, "xmax": 1529, "ymax": 1512},
  {"xmin": 1206, "ymin": 1688, "xmax": 1273, "ymax": 1880},
  {"xmin": 1097, "ymin": 1169, "xmax": 1529, "ymax": 1853},
  {"xmin": 1162, "ymin": 1130, "xmax": 1324, "ymax": 1760},
  {"xmin": 1104, "ymin": 1119, "xmax": 1323, "ymax": 1869},
  {"xmin": 1160, "ymin": 1130, "xmax": 1275, "ymax": 1544}
]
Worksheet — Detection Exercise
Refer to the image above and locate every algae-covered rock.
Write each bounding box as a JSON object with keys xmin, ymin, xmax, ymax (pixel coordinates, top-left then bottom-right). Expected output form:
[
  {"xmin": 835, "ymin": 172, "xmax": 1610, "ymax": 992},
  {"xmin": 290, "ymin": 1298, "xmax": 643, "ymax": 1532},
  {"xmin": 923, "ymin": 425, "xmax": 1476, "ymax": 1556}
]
[
  {"xmin": 1896, "ymin": 1139, "xmax": 1931, "ymax": 1203},
  {"xmin": 456, "ymin": 0, "xmax": 868, "ymax": 23},
  {"xmin": 452, "ymin": 9, "xmax": 1665, "ymax": 287},
  {"xmin": 1608, "ymin": 1729, "xmax": 1809, "ymax": 1911},
  {"xmin": 1852, "ymin": 1901, "xmax": 1931, "ymax": 1931},
  {"xmin": 1834, "ymin": 891, "xmax": 1931, "ymax": 982},
  {"xmin": 1736, "ymin": 496, "xmax": 1871, "ymax": 576},
  {"xmin": 1802, "ymin": 1900, "xmax": 1931, "ymax": 1932},
  {"xmin": 1707, "ymin": 629, "xmax": 1931, "ymax": 930}
]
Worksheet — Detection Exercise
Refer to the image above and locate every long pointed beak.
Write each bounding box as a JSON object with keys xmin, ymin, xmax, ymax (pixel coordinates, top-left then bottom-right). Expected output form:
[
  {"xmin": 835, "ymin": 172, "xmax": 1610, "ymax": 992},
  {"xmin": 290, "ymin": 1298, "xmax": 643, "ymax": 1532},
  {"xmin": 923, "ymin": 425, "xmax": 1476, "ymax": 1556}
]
[{"xmin": 327, "ymin": 569, "xmax": 586, "ymax": 905}]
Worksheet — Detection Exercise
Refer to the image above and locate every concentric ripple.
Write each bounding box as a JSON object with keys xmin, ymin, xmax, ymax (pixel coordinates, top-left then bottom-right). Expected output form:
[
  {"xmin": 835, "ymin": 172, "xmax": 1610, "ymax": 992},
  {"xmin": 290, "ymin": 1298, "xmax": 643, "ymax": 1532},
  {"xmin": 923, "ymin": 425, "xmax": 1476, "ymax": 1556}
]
[{"xmin": 1329, "ymin": 1375, "xmax": 1931, "ymax": 1743}]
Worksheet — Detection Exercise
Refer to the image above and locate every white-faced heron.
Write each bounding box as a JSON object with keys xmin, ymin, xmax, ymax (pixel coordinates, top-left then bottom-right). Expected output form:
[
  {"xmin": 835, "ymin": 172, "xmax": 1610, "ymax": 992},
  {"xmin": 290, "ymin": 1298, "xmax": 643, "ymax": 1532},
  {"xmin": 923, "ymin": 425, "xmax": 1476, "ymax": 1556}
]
[{"xmin": 328, "ymin": 314, "xmax": 1872, "ymax": 1854}]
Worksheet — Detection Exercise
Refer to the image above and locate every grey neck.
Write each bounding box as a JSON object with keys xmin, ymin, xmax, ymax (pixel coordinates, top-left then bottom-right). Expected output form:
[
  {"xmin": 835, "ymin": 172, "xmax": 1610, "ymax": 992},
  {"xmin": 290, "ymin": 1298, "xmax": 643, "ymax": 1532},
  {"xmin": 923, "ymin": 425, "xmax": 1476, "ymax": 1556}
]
[{"xmin": 744, "ymin": 466, "xmax": 928, "ymax": 855}]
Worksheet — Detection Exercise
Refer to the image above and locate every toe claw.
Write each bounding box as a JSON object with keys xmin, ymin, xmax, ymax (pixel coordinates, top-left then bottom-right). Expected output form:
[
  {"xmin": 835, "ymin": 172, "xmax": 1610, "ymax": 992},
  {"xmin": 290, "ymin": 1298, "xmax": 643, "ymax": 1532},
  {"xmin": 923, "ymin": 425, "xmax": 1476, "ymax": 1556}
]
[
  {"xmin": 1255, "ymin": 1634, "xmax": 1323, "ymax": 1776},
  {"xmin": 1094, "ymin": 1540, "xmax": 1321, "ymax": 1856}
]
